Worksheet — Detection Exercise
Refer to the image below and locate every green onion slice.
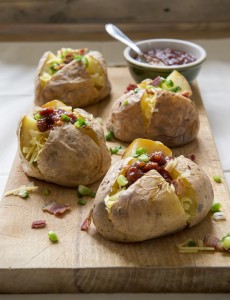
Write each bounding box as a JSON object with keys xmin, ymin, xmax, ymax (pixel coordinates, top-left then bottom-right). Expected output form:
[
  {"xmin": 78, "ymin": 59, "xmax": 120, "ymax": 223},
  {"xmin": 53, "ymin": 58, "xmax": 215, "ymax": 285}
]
[
  {"xmin": 138, "ymin": 154, "xmax": 149, "ymax": 162},
  {"xmin": 61, "ymin": 114, "xmax": 70, "ymax": 122},
  {"xmin": 213, "ymin": 175, "xmax": 222, "ymax": 183},
  {"xmin": 110, "ymin": 145, "xmax": 122, "ymax": 155},
  {"xmin": 211, "ymin": 202, "xmax": 222, "ymax": 213},
  {"xmin": 48, "ymin": 231, "xmax": 58, "ymax": 242},
  {"xmin": 117, "ymin": 175, "xmax": 128, "ymax": 187},
  {"xmin": 74, "ymin": 118, "xmax": 87, "ymax": 128},
  {"xmin": 105, "ymin": 130, "xmax": 114, "ymax": 141}
]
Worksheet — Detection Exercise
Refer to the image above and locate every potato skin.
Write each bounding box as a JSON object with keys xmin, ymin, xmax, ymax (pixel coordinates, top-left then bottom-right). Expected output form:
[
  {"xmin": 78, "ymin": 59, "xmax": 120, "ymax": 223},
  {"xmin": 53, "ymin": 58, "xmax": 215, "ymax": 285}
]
[
  {"xmin": 92, "ymin": 155, "xmax": 213, "ymax": 243},
  {"xmin": 107, "ymin": 90, "xmax": 199, "ymax": 147},
  {"xmin": 173, "ymin": 155, "xmax": 214, "ymax": 227},
  {"xmin": 34, "ymin": 51, "xmax": 111, "ymax": 107},
  {"xmin": 18, "ymin": 109, "xmax": 111, "ymax": 187}
]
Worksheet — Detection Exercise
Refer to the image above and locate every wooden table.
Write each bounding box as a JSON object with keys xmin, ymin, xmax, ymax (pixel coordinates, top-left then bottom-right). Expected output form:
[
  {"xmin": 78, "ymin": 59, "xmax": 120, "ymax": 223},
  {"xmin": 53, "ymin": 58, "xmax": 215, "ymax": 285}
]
[{"xmin": 0, "ymin": 68, "xmax": 230, "ymax": 293}]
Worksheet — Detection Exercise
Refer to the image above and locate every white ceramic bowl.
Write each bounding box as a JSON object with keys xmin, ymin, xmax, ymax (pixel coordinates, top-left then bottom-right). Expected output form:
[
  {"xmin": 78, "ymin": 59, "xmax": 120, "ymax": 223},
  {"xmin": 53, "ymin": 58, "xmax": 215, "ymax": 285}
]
[{"xmin": 123, "ymin": 38, "xmax": 207, "ymax": 82}]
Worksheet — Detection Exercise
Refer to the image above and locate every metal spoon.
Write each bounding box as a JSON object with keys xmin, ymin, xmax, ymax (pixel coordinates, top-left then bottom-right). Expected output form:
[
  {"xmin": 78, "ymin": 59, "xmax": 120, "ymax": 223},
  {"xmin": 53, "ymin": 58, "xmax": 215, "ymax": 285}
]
[{"xmin": 105, "ymin": 23, "xmax": 146, "ymax": 61}]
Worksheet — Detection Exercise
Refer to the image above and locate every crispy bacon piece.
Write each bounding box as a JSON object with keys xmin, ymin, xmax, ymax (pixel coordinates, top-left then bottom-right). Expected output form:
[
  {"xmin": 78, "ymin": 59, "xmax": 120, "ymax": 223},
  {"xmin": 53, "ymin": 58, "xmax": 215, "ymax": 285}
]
[
  {"xmin": 151, "ymin": 76, "xmax": 162, "ymax": 87},
  {"xmin": 203, "ymin": 234, "xmax": 223, "ymax": 251},
  {"xmin": 42, "ymin": 201, "xmax": 71, "ymax": 216},
  {"xmin": 81, "ymin": 209, "xmax": 93, "ymax": 231},
  {"xmin": 31, "ymin": 220, "xmax": 46, "ymax": 229},
  {"xmin": 125, "ymin": 83, "xmax": 138, "ymax": 93}
]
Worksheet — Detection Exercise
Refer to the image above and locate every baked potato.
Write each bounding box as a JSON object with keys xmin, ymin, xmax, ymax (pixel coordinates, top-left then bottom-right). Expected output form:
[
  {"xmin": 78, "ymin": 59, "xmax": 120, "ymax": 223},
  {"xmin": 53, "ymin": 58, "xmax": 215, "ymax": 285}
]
[
  {"xmin": 34, "ymin": 48, "xmax": 111, "ymax": 107},
  {"xmin": 93, "ymin": 139, "xmax": 213, "ymax": 242},
  {"xmin": 18, "ymin": 100, "xmax": 111, "ymax": 187},
  {"xmin": 106, "ymin": 71, "xmax": 199, "ymax": 147}
]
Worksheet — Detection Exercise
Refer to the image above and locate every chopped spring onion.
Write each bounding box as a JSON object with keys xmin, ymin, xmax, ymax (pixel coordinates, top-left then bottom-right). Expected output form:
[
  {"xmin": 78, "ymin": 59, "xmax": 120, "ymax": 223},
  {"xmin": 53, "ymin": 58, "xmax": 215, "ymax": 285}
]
[
  {"xmin": 74, "ymin": 55, "xmax": 89, "ymax": 67},
  {"xmin": 110, "ymin": 145, "xmax": 122, "ymax": 155},
  {"xmin": 61, "ymin": 114, "xmax": 70, "ymax": 122},
  {"xmin": 138, "ymin": 154, "xmax": 149, "ymax": 162},
  {"xmin": 170, "ymin": 86, "xmax": 181, "ymax": 93},
  {"xmin": 220, "ymin": 232, "xmax": 230, "ymax": 242},
  {"xmin": 213, "ymin": 175, "xmax": 222, "ymax": 183},
  {"xmin": 18, "ymin": 190, "xmax": 29, "ymax": 199},
  {"xmin": 122, "ymin": 100, "xmax": 129, "ymax": 106},
  {"xmin": 78, "ymin": 199, "xmax": 87, "ymax": 205},
  {"xmin": 146, "ymin": 85, "xmax": 154, "ymax": 90},
  {"xmin": 43, "ymin": 188, "xmax": 51, "ymax": 196},
  {"xmin": 78, "ymin": 185, "xmax": 95, "ymax": 197},
  {"xmin": 48, "ymin": 231, "xmax": 58, "ymax": 243},
  {"xmin": 133, "ymin": 147, "xmax": 147, "ymax": 158},
  {"xmin": 74, "ymin": 118, "xmax": 87, "ymax": 128},
  {"xmin": 105, "ymin": 130, "xmax": 114, "ymax": 141},
  {"xmin": 222, "ymin": 237, "xmax": 230, "ymax": 249},
  {"xmin": 117, "ymin": 175, "xmax": 128, "ymax": 187},
  {"xmin": 34, "ymin": 113, "xmax": 42, "ymax": 120},
  {"xmin": 188, "ymin": 240, "xmax": 197, "ymax": 247},
  {"xmin": 165, "ymin": 79, "xmax": 174, "ymax": 87},
  {"xmin": 210, "ymin": 202, "xmax": 222, "ymax": 213}
]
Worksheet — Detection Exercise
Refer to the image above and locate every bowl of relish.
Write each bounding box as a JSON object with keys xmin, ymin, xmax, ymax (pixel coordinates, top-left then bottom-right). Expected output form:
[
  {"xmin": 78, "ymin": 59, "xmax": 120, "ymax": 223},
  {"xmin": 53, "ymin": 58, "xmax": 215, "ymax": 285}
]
[{"xmin": 123, "ymin": 38, "xmax": 206, "ymax": 83}]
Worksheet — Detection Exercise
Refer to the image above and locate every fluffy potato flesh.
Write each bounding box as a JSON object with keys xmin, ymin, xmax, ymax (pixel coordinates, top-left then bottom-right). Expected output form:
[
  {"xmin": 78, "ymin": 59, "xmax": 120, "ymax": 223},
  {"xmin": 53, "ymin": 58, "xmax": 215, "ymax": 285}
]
[
  {"xmin": 18, "ymin": 100, "xmax": 111, "ymax": 187},
  {"xmin": 93, "ymin": 139, "xmax": 213, "ymax": 242},
  {"xmin": 85, "ymin": 54, "xmax": 106, "ymax": 88}
]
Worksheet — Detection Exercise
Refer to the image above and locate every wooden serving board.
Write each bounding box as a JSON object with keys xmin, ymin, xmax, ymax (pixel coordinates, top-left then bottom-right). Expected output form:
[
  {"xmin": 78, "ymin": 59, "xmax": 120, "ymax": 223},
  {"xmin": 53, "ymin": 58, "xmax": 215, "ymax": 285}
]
[{"xmin": 1, "ymin": 67, "xmax": 230, "ymax": 293}]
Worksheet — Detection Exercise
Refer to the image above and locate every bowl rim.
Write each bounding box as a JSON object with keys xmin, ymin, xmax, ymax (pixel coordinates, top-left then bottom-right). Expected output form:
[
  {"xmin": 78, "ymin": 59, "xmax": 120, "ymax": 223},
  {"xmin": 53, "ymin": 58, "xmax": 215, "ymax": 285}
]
[{"xmin": 123, "ymin": 38, "xmax": 207, "ymax": 70}]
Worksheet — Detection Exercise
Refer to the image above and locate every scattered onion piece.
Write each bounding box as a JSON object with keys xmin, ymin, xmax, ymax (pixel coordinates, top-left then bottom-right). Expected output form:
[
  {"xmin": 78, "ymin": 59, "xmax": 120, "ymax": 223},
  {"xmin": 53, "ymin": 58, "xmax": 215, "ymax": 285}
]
[{"xmin": 212, "ymin": 212, "xmax": 226, "ymax": 221}]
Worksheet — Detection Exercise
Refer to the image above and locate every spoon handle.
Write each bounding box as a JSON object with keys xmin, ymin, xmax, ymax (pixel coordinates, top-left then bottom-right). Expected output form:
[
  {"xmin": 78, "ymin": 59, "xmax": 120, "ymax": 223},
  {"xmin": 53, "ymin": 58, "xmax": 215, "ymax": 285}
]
[{"xmin": 105, "ymin": 23, "xmax": 143, "ymax": 56}]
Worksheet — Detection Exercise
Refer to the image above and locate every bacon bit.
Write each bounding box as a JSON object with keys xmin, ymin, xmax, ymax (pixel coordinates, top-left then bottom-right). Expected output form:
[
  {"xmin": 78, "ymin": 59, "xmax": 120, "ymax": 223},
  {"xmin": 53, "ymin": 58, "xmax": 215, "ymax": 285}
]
[
  {"xmin": 151, "ymin": 76, "xmax": 162, "ymax": 87},
  {"xmin": 42, "ymin": 201, "xmax": 71, "ymax": 216},
  {"xmin": 31, "ymin": 220, "xmax": 46, "ymax": 229},
  {"xmin": 190, "ymin": 154, "xmax": 196, "ymax": 161},
  {"xmin": 81, "ymin": 208, "xmax": 93, "ymax": 231},
  {"xmin": 125, "ymin": 83, "xmax": 137, "ymax": 93},
  {"xmin": 64, "ymin": 52, "xmax": 74, "ymax": 64},
  {"xmin": 56, "ymin": 120, "xmax": 63, "ymax": 126},
  {"xmin": 203, "ymin": 234, "xmax": 223, "ymax": 251}
]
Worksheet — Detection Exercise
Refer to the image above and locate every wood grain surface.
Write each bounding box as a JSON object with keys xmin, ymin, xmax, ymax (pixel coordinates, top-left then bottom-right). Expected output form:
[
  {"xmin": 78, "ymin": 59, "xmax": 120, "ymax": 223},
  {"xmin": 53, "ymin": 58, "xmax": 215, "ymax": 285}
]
[
  {"xmin": 0, "ymin": 67, "xmax": 230, "ymax": 293},
  {"xmin": 1, "ymin": 0, "xmax": 230, "ymax": 41}
]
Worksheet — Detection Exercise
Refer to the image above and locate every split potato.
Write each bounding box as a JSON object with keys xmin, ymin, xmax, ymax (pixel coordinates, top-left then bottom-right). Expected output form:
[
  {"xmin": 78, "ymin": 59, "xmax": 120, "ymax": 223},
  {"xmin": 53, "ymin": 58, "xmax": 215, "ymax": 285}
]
[
  {"xmin": 35, "ymin": 48, "xmax": 111, "ymax": 107},
  {"xmin": 18, "ymin": 100, "xmax": 111, "ymax": 187},
  {"xmin": 107, "ymin": 71, "xmax": 199, "ymax": 147},
  {"xmin": 93, "ymin": 139, "xmax": 213, "ymax": 242}
]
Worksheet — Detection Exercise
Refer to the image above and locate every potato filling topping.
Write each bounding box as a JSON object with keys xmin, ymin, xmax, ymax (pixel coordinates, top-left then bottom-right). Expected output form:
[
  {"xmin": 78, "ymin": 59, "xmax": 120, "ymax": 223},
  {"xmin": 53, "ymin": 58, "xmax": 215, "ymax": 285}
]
[
  {"xmin": 105, "ymin": 148, "xmax": 195, "ymax": 222},
  {"xmin": 21, "ymin": 101, "xmax": 92, "ymax": 164},
  {"xmin": 22, "ymin": 129, "xmax": 48, "ymax": 164},
  {"xmin": 125, "ymin": 151, "xmax": 173, "ymax": 186},
  {"xmin": 123, "ymin": 70, "xmax": 193, "ymax": 129},
  {"xmin": 40, "ymin": 48, "xmax": 105, "ymax": 89},
  {"xmin": 34, "ymin": 107, "xmax": 87, "ymax": 132}
]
